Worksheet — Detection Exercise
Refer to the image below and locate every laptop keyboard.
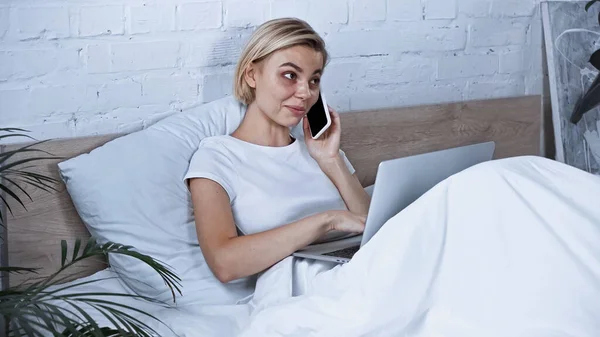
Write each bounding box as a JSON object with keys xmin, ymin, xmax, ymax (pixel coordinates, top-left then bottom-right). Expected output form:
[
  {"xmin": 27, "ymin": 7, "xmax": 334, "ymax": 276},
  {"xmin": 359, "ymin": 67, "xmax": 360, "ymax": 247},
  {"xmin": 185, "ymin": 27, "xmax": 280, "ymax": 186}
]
[{"xmin": 322, "ymin": 246, "xmax": 359, "ymax": 259}]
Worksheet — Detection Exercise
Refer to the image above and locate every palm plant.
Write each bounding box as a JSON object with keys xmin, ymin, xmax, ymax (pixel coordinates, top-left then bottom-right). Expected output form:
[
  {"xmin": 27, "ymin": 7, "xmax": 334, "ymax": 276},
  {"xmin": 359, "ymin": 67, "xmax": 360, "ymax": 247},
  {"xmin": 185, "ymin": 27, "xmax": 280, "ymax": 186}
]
[{"xmin": 0, "ymin": 128, "xmax": 181, "ymax": 336}]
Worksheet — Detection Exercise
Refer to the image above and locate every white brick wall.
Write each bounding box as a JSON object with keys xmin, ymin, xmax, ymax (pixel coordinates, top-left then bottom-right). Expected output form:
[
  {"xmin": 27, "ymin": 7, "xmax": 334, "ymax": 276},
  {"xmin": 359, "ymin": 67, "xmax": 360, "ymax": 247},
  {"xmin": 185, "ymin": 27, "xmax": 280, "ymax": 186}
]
[{"xmin": 0, "ymin": 0, "xmax": 542, "ymax": 142}]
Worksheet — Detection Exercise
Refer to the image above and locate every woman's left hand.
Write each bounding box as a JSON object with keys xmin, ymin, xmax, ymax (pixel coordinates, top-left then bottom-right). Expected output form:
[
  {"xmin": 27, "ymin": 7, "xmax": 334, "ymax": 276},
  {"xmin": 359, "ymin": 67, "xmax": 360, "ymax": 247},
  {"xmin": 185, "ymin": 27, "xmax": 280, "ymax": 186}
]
[{"xmin": 304, "ymin": 105, "xmax": 342, "ymax": 165}]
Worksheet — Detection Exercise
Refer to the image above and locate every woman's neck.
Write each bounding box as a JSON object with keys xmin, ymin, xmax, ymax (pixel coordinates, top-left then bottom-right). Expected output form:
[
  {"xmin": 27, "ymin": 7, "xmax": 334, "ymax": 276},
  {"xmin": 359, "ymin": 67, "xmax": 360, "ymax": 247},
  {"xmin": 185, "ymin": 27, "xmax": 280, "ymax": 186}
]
[{"xmin": 231, "ymin": 102, "xmax": 293, "ymax": 147}]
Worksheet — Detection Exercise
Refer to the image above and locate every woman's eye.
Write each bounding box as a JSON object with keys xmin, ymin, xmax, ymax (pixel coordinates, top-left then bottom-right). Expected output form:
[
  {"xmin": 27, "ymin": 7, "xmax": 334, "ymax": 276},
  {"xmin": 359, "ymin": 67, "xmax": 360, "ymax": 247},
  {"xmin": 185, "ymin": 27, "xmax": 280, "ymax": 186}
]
[
  {"xmin": 310, "ymin": 78, "xmax": 321, "ymax": 85},
  {"xmin": 284, "ymin": 72, "xmax": 296, "ymax": 80}
]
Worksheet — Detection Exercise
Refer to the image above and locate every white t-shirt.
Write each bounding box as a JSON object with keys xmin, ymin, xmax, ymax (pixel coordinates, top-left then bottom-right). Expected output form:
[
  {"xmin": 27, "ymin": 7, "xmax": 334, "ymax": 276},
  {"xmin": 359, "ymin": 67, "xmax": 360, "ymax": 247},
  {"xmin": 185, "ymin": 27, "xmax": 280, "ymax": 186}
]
[{"xmin": 184, "ymin": 134, "xmax": 355, "ymax": 236}]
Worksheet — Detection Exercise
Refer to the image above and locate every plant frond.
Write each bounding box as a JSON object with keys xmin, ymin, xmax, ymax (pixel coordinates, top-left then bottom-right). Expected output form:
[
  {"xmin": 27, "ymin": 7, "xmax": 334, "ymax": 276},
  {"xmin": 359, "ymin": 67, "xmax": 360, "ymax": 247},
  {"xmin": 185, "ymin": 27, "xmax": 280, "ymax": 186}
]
[
  {"xmin": 2, "ymin": 176, "xmax": 34, "ymax": 202},
  {"xmin": 0, "ymin": 127, "xmax": 31, "ymax": 133},
  {"xmin": 0, "ymin": 267, "xmax": 39, "ymax": 274}
]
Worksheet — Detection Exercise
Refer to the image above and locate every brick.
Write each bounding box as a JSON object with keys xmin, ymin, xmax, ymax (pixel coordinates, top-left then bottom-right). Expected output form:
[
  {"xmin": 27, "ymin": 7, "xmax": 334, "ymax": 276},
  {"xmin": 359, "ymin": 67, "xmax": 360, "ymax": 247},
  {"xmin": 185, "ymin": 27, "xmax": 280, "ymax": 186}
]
[
  {"xmin": 466, "ymin": 75, "xmax": 525, "ymax": 100},
  {"xmin": 0, "ymin": 88, "xmax": 30, "ymax": 124},
  {"xmin": 112, "ymin": 41, "xmax": 179, "ymax": 72},
  {"xmin": 141, "ymin": 77, "xmax": 199, "ymax": 105},
  {"xmin": 201, "ymin": 72, "xmax": 233, "ymax": 102},
  {"xmin": 402, "ymin": 25, "xmax": 467, "ymax": 52},
  {"xmin": 73, "ymin": 106, "xmax": 173, "ymax": 137},
  {"xmin": 352, "ymin": 0, "xmax": 386, "ymax": 22},
  {"xmin": 499, "ymin": 50, "xmax": 524, "ymax": 74},
  {"xmin": 308, "ymin": 0, "xmax": 348, "ymax": 25},
  {"xmin": 15, "ymin": 6, "xmax": 70, "ymax": 39},
  {"xmin": 69, "ymin": 7, "xmax": 79, "ymax": 37},
  {"xmin": 491, "ymin": 0, "xmax": 534, "ymax": 17},
  {"xmin": 79, "ymin": 5, "xmax": 125, "ymax": 37},
  {"xmin": 438, "ymin": 54, "xmax": 498, "ymax": 79},
  {"xmin": 387, "ymin": 0, "xmax": 421, "ymax": 21},
  {"xmin": 525, "ymin": 74, "xmax": 543, "ymax": 95},
  {"xmin": 350, "ymin": 83, "xmax": 462, "ymax": 111},
  {"xmin": 270, "ymin": 0, "xmax": 309, "ymax": 20},
  {"xmin": 469, "ymin": 19, "xmax": 528, "ymax": 47},
  {"xmin": 130, "ymin": 4, "xmax": 175, "ymax": 34},
  {"xmin": 364, "ymin": 56, "xmax": 437, "ymax": 86},
  {"xmin": 179, "ymin": 2, "xmax": 222, "ymax": 31},
  {"xmin": 96, "ymin": 81, "xmax": 143, "ymax": 110},
  {"xmin": 524, "ymin": 44, "xmax": 542, "ymax": 73},
  {"xmin": 321, "ymin": 62, "xmax": 364, "ymax": 93},
  {"xmin": 459, "ymin": 0, "xmax": 491, "ymax": 18},
  {"xmin": 424, "ymin": 0, "xmax": 457, "ymax": 19},
  {"xmin": 187, "ymin": 33, "xmax": 246, "ymax": 67},
  {"xmin": 323, "ymin": 94, "xmax": 350, "ymax": 112},
  {"xmin": 327, "ymin": 26, "xmax": 466, "ymax": 57},
  {"xmin": 0, "ymin": 7, "xmax": 9, "ymax": 38},
  {"xmin": 29, "ymin": 85, "xmax": 96, "ymax": 115},
  {"xmin": 528, "ymin": 17, "xmax": 543, "ymax": 46},
  {"xmin": 225, "ymin": 1, "xmax": 267, "ymax": 28},
  {"xmin": 326, "ymin": 31, "xmax": 391, "ymax": 58},
  {"xmin": 0, "ymin": 49, "xmax": 79, "ymax": 80},
  {"xmin": 86, "ymin": 44, "xmax": 111, "ymax": 73}
]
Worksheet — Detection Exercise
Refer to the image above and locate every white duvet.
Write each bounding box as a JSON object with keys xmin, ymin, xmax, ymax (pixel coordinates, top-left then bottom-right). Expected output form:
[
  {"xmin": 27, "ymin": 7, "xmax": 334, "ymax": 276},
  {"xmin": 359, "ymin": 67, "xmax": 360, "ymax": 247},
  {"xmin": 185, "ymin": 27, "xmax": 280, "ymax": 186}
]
[{"xmin": 50, "ymin": 156, "xmax": 600, "ymax": 337}]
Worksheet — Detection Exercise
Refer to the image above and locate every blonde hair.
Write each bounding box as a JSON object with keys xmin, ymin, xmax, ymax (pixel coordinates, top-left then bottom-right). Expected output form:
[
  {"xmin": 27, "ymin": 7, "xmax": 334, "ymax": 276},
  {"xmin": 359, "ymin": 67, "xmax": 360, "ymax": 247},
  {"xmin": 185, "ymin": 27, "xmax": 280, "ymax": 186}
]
[{"xmin": 234, "ymin": 18, "xmax": 328, "ymax": 105}]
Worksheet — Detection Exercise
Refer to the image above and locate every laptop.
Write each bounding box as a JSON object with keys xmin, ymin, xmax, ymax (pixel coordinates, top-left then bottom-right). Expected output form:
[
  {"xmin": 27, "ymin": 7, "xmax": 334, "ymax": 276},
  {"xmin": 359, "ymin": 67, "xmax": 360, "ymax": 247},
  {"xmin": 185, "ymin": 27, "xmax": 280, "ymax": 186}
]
[{"xmin": 292, "ymin": 141, "xmax": 496, "ymax": 264}]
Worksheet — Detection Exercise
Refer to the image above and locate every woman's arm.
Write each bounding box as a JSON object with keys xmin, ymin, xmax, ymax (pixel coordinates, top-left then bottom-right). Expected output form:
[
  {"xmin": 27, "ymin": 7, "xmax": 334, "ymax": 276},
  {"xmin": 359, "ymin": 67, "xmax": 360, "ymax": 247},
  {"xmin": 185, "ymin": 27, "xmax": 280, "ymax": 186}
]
[
  {"xmin": 303, "ymin": 107, "xmax": 371, "ymax": 217},
  {"xmin": 189, "ymin": 178, "xmax": 364, "ymax": 283},
  {"xmin": 319, "ymin": 156, "xmax": 371, "ymax": 217}
]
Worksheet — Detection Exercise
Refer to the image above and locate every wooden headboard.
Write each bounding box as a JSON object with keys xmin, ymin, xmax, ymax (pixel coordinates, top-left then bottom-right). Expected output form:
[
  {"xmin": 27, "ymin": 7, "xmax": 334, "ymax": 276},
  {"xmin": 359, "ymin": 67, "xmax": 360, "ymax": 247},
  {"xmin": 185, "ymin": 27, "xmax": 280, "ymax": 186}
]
[{"xmin": 2, "ymin": 95, "xmax": 542, "ymax": 287}]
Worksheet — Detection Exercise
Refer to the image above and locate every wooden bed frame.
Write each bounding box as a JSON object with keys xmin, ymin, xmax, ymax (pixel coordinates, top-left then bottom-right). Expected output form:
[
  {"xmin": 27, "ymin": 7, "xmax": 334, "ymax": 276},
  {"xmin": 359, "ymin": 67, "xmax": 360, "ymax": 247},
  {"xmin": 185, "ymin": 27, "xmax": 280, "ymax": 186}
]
[{"xmin": 1, "ymin": 95, "xmax": 542, "ymax": 288}]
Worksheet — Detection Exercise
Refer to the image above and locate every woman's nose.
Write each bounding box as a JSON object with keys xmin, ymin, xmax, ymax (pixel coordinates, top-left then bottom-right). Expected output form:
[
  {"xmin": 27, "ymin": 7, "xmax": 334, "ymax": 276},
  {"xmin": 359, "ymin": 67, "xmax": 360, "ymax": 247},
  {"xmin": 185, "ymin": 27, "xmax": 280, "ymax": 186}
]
[{"xmin": 296, "ymin": 82, "xmax": 311, "ymax": 99}]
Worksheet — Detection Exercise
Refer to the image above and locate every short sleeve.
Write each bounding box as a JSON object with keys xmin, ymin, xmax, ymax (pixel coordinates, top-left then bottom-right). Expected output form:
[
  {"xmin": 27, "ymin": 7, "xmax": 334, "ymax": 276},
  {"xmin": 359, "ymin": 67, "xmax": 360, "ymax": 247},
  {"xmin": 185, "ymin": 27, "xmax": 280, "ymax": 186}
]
[
  {"xmin": 339, "ymin": 149, "xmax": 356, "ymax": 175},
  {"xmin": 184, "ymin": 141, "xmax": 238, "ymax": 202}
]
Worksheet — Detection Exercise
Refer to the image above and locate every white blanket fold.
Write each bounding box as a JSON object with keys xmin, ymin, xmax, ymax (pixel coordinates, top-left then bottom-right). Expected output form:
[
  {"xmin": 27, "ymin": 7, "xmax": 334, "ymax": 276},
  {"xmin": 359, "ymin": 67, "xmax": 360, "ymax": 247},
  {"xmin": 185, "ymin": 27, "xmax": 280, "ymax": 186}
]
[{"xmin": 238, "ymin": 156, "xmax": 600, "ymax": 337}]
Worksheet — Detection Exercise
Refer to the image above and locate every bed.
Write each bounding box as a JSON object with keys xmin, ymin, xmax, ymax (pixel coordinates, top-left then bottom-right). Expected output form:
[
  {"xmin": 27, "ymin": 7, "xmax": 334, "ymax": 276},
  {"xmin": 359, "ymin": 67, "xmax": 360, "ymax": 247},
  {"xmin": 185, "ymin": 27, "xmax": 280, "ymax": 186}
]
[{"xmin": 8, "ymin": 94, "xmax": 589, "ymax": 336}]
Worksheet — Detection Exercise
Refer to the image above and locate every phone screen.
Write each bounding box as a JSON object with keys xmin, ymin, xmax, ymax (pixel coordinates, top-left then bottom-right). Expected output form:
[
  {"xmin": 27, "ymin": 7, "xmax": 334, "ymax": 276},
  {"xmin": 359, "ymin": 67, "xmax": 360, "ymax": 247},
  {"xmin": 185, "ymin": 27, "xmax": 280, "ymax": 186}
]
[{"xmin": 306, "ymin": 93, "xmax": 329, "ymax": 138}]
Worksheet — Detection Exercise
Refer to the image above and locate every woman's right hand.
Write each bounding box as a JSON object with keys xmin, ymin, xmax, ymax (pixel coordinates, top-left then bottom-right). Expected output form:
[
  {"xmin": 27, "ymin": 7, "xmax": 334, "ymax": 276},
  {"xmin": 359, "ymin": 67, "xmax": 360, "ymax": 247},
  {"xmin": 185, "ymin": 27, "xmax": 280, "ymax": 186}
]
[{"xmin": 327, "ymin": 210, "xmax": 366, "ymax": 233}]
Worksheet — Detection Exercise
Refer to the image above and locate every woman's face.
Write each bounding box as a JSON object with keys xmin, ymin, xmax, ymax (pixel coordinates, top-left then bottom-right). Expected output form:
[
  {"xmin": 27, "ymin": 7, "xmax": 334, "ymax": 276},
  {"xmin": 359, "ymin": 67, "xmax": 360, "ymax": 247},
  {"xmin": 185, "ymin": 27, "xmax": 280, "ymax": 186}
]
[{"xmin": 246, "ymin": 45, "xmax": 324, "ymax": 128}]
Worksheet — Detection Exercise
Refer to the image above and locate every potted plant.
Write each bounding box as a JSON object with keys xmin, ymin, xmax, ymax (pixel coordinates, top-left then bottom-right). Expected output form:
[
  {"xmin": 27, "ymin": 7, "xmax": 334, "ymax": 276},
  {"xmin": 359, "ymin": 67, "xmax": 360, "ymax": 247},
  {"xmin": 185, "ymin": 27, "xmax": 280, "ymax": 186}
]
[{"xmin": 0, "ymin": 128, "xmax": 181, "ymax": 336}]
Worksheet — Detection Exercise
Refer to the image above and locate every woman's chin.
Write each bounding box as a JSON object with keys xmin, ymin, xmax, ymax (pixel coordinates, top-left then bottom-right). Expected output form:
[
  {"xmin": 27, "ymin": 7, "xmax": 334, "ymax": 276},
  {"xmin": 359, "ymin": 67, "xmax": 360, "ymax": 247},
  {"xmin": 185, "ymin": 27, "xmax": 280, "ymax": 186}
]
[{"xmin": 284, "ymin": 116, "xmax": 303, "ymax": 128}]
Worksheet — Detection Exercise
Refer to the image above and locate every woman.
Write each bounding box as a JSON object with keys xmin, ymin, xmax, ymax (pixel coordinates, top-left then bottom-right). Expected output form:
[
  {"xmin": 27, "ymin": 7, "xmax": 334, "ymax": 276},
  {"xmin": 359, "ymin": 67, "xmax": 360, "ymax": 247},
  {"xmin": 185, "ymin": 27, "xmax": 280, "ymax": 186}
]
[{"xmin": 184, "ymin": 18, "xmax": 371, "ymax": 285}]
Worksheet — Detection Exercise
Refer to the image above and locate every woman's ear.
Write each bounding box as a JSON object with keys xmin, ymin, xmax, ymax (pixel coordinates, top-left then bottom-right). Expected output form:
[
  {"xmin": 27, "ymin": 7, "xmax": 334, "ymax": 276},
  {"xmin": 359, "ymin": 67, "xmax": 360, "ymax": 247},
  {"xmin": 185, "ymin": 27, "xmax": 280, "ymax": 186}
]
[{"xmin": 244, "ymin": 63, "xmax": 257, "ymax": 89}]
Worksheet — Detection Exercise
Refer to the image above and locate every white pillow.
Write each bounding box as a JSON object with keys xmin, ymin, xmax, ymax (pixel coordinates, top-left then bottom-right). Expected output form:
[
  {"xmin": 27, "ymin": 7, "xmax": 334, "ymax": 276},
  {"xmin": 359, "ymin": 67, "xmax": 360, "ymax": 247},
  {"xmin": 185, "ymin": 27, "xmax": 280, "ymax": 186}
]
[{"xmin": 59, "ymin": 96, "xmax": 251, "ymax": 301}]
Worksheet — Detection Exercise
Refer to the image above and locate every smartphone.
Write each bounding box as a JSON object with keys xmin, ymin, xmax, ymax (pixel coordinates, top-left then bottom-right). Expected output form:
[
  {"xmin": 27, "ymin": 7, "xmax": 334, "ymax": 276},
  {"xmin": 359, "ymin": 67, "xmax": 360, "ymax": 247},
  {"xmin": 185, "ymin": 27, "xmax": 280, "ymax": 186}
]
[{"xmin": 306, "ymin": 92, "xmax": 332, "ymax": 139}]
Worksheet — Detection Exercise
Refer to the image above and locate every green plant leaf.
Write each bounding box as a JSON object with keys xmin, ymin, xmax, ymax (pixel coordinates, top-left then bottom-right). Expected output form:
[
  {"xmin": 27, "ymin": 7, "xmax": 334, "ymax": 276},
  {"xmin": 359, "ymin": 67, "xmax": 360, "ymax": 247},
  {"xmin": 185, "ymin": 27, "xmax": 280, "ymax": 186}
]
[
  {"xmin": 0, "ymin": 133, "xmax": 35, "ymax": 141},
  {"xmin": 0, "ymin": 183, "xmax": 26, "ymax": 211},
  {"xmin": 2, "ymin": 176, "xmax": 34, "ymax": 202},
  {"xmin": 4, "ymin": 169, "xmax": 59, "ymax": 185},
  {"xmin": 4, "ymin": 171, "xmax": 59, "ymax": 194},
  {"xmin": 0, "ymin": 267, "xmax": 39, "ymax": 274},
  {"xmin": 72, "ymin": 239, "xmax": 82, "ymax": 262},
  {"xmin": 61, "ymin": 325, "xmax": 130, "ymax": 337},
  {"xmin": 0, "ymin": 156, "xmax": 59, "ymax": 173},
  {"xmin": 0, "ymin": 193, "xmax": 13, "ymax": 219},
  {"xmin": 585, "ymin": 0, "xmax": 599, "ymax": 11},
  {"xmin": 0, "ymin": 147, "xmax": 55, "ymax": 166},
  {"xmin": 61, "ymin": 240, "xmax": 68, "ymax": 268},
  {"xmin": 0, "ymin": 139, "xmax": 54, "ymax": 166},
  {"xmin": 0, "ymin": 127, "xmax": 31, "ymax": 133}
]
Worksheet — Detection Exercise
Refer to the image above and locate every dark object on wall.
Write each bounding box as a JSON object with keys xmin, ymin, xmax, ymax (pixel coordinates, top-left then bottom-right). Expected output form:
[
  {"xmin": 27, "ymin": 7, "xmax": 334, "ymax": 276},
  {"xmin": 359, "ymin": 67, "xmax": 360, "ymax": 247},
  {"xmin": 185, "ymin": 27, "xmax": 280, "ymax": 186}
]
[
  {"xmin": 572, "ymin": 1, "xmax": 600, "ymax": 124},
  {"xmin": 571, "ymin": 49, "xmax": 600, "ymax": 123}
]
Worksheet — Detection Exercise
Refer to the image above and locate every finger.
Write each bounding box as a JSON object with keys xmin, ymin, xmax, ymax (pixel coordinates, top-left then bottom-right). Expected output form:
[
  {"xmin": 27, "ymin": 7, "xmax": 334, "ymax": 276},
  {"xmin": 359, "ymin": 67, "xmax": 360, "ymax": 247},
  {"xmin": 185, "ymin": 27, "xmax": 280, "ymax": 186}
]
[
  {"xmin": 329, "ymin": 107, "xmax": 340, "ymax": 124},
  {"xmin": 303, "ymin": 118, "xmax": 310, "ymax": 139}
]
